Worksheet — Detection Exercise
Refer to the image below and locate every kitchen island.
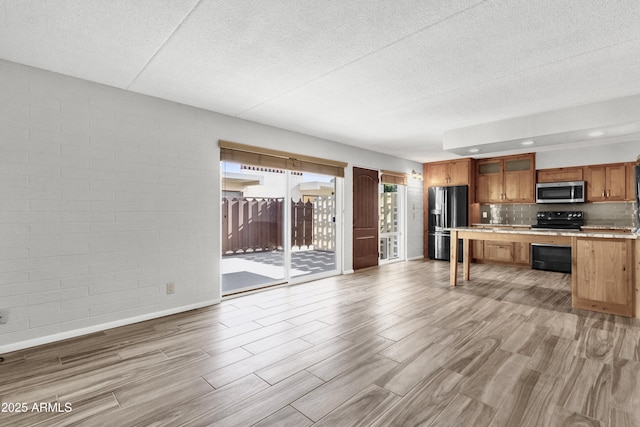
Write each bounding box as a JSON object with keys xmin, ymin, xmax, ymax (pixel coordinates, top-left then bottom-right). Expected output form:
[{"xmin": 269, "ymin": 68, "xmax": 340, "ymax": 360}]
[{"xmin": 448, "ymin": 227, "xmax": 640, "ymax": 318}]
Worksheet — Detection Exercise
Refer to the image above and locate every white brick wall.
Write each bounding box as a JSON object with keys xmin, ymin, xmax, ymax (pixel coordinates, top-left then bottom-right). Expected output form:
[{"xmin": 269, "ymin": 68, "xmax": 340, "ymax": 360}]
[
  {"xmin": 0, "ymin": 61, "xmax": 220, "ymax": 351},
  {"xmin": 0, "ymin": 59, "xmax": 424, "ymax": 352}
]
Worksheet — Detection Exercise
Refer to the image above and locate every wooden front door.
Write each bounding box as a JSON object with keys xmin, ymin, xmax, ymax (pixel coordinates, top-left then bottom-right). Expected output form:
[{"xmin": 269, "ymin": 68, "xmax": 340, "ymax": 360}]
[{"xmin": 353, "ymin": 167, "xmax": 379, "ymax": 270}]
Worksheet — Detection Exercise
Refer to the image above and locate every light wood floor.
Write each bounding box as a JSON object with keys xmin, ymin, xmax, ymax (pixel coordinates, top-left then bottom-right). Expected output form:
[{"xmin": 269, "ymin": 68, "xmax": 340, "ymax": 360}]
[{"xmin": 2, "ymin": 260, "xmax": 640, "ymax": 426}]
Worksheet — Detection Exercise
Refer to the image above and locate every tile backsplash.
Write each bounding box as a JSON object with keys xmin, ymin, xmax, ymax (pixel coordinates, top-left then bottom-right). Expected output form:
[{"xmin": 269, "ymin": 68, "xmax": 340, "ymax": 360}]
[{"xmin": 480, "ymin": 202, "xmax": 638, "ymax": 227}]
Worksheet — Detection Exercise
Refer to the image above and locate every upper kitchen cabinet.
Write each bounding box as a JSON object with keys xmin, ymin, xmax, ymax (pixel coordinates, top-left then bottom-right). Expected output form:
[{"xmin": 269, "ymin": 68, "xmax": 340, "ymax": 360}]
[
  {"xmin": 476, "ymin": 153, "xmax": 535, "ymax": 203},
  {"xmin": 627, "ymin": 162, "xmax": 638, "ymax": 201},
  {"xmin": 536, "ymin": 167, "xmax": 583, "ymax": 183},
  {"xmin": 424, "ymin": 158, "xmax": 473, "ymax": 187},
  {"xmin": 476, "ymin": 159, "xmax": 502, "ymax": 202},
  {"xmin": 585, "ymin": 163, "xmax": 627, "ymax": 202}
]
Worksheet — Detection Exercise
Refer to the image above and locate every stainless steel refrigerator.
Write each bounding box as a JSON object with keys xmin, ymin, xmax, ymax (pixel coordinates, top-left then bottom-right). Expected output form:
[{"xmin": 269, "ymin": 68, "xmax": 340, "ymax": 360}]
[{"xmin": 428, "ymin": 185, "xmax": 468, "ymax": 261}]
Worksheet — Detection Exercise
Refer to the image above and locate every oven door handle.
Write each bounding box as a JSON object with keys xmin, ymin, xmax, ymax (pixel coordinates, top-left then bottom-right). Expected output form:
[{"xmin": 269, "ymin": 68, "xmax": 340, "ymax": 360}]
[{"xmin": 531, "ymin": 243, "xmax": 571, "ymax": 247}]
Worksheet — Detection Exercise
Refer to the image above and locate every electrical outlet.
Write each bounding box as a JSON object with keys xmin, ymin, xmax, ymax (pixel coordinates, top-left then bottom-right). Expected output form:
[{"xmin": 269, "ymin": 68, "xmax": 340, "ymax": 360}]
[
  {"xmin": 0, "ymin": 310, "xmax": 8, "ymax": 324},
  {"xmin": 482, "ymin": 212, "xmax": 488, "ymax": 218},
  {"xmin": 166, "ymin": 282, "xmax": 175, "ymax": 294}
]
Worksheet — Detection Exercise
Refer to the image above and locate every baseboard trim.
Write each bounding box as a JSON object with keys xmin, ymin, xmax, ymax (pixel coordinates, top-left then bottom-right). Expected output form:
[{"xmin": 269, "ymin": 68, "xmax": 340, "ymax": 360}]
[
  {"xmin": 0, "ymin": 299, "xmax": 221, "ymax": 354},
  {"xmin": 343, "ymin": 269, "xmax": 355, "ymax": 275},
  {"xmin": 407, "ymin": 255, "xmax": 425, "ymax": 261}
]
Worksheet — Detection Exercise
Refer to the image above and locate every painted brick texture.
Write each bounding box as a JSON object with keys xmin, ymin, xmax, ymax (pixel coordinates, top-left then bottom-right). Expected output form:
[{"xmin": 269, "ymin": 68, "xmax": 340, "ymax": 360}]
[{"xmin": 0, "ymin": 61, "xmax": 220, "ymax": 348}]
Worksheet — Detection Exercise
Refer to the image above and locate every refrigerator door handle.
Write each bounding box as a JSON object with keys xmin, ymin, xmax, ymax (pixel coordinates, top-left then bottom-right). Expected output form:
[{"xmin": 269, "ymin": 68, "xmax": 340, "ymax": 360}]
[{"xmin": 443, "ymin": 188, "xmax": 448, "ymax": 230}]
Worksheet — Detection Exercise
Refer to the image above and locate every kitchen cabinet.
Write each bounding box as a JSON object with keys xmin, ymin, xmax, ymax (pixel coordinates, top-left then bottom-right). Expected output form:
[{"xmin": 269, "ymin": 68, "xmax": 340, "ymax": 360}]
[
  {"xmin": 585, "ymin": 163, "xmax": 626, "ymax": 201},
  {"xmin": 484, "ymin": 241, "xmax": 513, "ymax": 262},
  {"xmin": 476, "ymin": 159, "xmax": 502, "ymax": 203},
  {"xmin": 476, "ymin": 153, "xmax": 535, "ymax": 203},
  {"xmin": 627, "ymin": 162, "xmax": 638, "ymax": 202},
  {"xmin": 513, "ymin": 242, "xmax": 531, "ymax": 264},
  {"xmin": 471, "ymin": 226, "xmax": 530, "ymax": 265},
  {"xmin": 572, "ymin": 237, "xmax": 634, "ymax": 317},
  {"xmin": 472, "ymin": 239, "xmax": 484, "ymax": 260},
  {"xmin": 537, "ymin": 167, "xmax": 583, "ymax": 183},
  {"xmin": 477, "ymin": 241, "xmax": 530, "ymax": 265},
  {"xmin": 425, "ymin": 158, "xmax": 472, "ymax": 187}
]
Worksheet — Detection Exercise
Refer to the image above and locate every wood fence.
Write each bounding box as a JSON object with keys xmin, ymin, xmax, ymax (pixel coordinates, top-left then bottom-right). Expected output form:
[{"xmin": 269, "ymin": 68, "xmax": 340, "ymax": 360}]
[{"xmin": 222, "ymin": 197, "xmax": 322, "ymax": 254}]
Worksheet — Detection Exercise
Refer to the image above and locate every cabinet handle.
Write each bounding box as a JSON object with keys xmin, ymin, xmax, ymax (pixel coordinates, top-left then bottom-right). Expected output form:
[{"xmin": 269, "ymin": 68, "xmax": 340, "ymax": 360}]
[
  {"xmin": 602, "ymin": 190, "xmax": 605, "ymax": 197},
  {"xmin": 606, "ymin": 190, "xmax": 610, "ymax": 198}
]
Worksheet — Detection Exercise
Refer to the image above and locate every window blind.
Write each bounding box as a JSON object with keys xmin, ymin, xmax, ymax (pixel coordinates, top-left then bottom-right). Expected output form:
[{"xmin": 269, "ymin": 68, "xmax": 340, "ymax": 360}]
[
  {"xmin": 381, "ymin": 170, "xmax": 408, "ymax": 185},
  {"xmin": 219, "ymin": 140, "xmax": 347, "ymax": 178}
]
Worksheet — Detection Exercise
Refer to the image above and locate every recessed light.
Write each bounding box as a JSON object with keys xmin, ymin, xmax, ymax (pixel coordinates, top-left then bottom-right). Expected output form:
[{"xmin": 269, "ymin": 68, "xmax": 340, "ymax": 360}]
[
  {"xmin": 521, "ymin": 140, "xmax": 535, "ymax": 146},
  {"xmin": 469, "ymin": 148, "xmax": 480, "ymax": 153},
  {"xmin": 588, "ymin": 130, "xmax": 605, "ymax": 137}
]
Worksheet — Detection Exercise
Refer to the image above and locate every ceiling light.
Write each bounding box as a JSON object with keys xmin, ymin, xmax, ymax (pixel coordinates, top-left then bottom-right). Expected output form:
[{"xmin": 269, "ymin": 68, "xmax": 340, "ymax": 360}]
[
  {"xmin": 469, "ymin": 148, "xmax": 480, "ymax": 153},
  {"xmin": 588, "ymin": 130, "xmax": 605, "ymax": 137},
  {"xmin": 521, "ymin": 140, "xmax": 535, "ymax": 146}
]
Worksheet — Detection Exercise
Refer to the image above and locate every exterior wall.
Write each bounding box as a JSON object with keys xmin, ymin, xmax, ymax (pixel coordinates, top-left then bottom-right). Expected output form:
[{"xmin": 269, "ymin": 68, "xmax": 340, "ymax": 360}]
[{"xmin": 0, "ymin": 59, "xmax": 423, "ymax": 352}]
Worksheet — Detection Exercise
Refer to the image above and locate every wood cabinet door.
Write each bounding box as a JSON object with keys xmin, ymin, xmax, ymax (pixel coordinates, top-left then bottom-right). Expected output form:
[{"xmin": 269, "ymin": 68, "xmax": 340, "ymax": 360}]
[
  {"xmin": 627, "ymin": 163, "xmax": 636, "ymax": 202},
  {"xmin": 476, "ymin": 160, "xmax": 502, "ymax": 203},
  {"xmin": 504, "ymin": 170, "xmax": 534, "ymax": 202},
  {"xmin": 448, "ymin": 160, "xmax": 469, "ymax": 186},
  {"xmin": 606, "ymin": 164, "xmax": 627, "ymax": 200},
  {"xmin": 537, "ymin": 167, "xmax": 583, "ymax": 183},
  {"xmin": 504, "ymin": 156, "xmax": 534, "ymax": 202},
  {"xmin": 426, "ymin": 162, "xmax": 448, "ymax": 187},
  {"xmin": 512, "ymin": 242, "xmax": 530, "ymax": 264},
  {"xmin": 572, "ymin": 238, "xmax": 633, "ymax": 317},
  {"xmin": 484, "ymin": 241, "xmax": 513, "ymax": 262},
  {"xmin": 472, "ymin": 240, "xmax": 484, "ymax": 260},
  {"xmin": 585, "ymin": 166, "xmax": 607, "ymax": 201},
  {"xmin": 353, "ymin": 167, "xmax": 379, "ymax": 270}
]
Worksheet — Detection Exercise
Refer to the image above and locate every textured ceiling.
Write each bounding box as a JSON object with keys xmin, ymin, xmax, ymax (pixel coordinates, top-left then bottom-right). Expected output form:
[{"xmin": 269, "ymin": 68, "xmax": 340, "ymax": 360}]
[{"xmin": 2, "ymin": 0, "xmax": 640, "ymax": 162}]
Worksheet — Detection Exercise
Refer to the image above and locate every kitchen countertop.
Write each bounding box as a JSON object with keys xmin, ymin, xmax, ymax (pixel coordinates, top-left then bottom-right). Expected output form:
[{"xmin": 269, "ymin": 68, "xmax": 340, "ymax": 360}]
[
  {"xmin": 452, "ymin": 226, "xmax": 640, "ymax": 239},
  {"xmin": 580, "ymin": 225, "xmax": 634, "ymax": 231},
  {"xmin": 471, "ymin": 223, "xmax": 531, "ymax": 228},
  {"xmin": 472, "ymin": 223, "xmax": 635, "ymax": 232}
]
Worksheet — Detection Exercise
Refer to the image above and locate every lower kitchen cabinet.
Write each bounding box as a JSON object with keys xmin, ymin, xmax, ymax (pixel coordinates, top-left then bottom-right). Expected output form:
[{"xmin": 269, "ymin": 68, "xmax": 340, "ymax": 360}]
[
  {"xmin": 513, "ymin": 242, "xmax": 531, "ymax": 264},
  {"xmin": 572, "ymin": 237, "xmax": 634, "ymax": 317},
  {"xmin": 484, "ymin": 241, "xmax": 513, "ymax": 262},
  {"xmin": 474, "ymin": 239, "xmax": 530, "ymax": 265}
]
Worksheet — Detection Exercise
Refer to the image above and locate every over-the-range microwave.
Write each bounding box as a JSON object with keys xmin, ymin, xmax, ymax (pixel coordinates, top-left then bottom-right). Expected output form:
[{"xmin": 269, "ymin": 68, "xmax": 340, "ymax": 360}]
[{"xmin": 536, "ymin": 181, "xmax": 585, "ymax": 204}]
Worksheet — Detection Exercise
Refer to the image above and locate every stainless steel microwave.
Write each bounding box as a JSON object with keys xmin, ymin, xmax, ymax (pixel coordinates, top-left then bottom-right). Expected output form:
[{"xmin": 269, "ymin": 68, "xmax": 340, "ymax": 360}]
[{"xmin": 536, "ymin": 181, "xmax": 585, "ymax": 204}]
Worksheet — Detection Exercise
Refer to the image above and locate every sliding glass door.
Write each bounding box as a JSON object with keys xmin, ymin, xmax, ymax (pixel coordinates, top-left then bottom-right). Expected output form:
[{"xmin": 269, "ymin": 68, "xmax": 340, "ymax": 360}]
[
  {"xmin": 289, "ymin": 170, "xmax": 337, "ymax": 283},
  {"xmin": 221, "ymin": 162, "xmax": 286, "ymax": 293},
  {"xmin": 221, "ymin": 161, "xmax": 339, "ymax": 294}
]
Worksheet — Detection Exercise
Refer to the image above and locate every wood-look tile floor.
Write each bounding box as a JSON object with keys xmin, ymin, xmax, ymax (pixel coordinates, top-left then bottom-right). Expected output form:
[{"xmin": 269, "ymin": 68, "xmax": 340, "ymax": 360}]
[{"xmin": 2, "ymin": 260, "xmax": 640, "ymax": 426}]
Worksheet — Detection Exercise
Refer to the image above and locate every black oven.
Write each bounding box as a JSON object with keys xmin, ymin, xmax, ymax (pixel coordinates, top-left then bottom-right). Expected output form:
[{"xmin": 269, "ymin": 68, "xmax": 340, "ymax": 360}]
[
  {"xmin": 536, "ymin": 181, "xmax": 585, "ymax": 204},
  {"xmin": 531, "ymin": 244, "xmax": 572, "ymax": 273},
  {"xmin": 530, "ymin": 211, "xmax": 583, "ymax": 274}
]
